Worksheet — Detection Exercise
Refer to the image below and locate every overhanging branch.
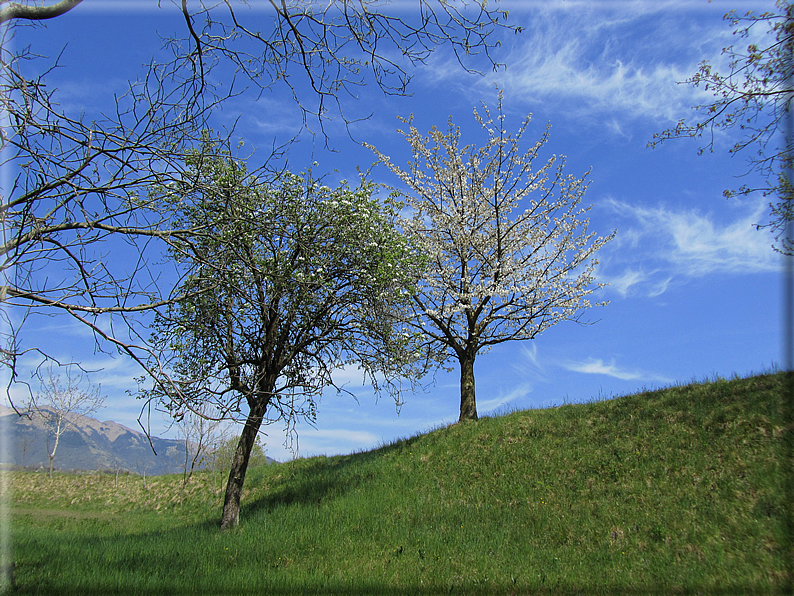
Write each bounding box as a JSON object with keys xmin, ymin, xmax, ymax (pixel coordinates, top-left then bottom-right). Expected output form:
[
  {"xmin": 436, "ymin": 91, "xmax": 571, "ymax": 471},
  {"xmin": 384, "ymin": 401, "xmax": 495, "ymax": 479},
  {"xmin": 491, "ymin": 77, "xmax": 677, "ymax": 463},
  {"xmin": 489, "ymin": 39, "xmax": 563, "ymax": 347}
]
[{"xmin": 0, "ymin": 0, "xmax": 82, "ymax": 24}]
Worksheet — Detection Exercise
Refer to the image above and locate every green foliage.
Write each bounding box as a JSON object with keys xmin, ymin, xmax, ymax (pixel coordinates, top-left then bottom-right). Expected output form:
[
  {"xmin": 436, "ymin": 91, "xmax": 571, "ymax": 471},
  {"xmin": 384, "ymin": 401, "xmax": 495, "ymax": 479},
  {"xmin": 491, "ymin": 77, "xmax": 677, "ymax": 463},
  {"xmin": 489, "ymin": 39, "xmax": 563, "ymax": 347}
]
[
  {"xmin": 208, "ymin": 436, "xmax": 267, "ymax": 474},
  {"xmin": 144, "ymin": 137, "xmax": 425, "ymax": 423},
  {"xmin": 11, "ymin": 371, "xmax": 788, "ymax": 593},
  {"xmin": 141, "ymin": 136, "xmax": 427, "ymax": 527}
]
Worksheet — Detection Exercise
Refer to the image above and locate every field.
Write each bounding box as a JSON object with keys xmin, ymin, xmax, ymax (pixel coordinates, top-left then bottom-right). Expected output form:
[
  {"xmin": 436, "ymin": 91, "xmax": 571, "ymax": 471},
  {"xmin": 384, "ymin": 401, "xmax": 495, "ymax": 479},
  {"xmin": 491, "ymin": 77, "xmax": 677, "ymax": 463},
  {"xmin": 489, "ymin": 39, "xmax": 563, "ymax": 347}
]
[{"xmin": 6, "ymin": 371, "xmax": 791, "ymax": 594}]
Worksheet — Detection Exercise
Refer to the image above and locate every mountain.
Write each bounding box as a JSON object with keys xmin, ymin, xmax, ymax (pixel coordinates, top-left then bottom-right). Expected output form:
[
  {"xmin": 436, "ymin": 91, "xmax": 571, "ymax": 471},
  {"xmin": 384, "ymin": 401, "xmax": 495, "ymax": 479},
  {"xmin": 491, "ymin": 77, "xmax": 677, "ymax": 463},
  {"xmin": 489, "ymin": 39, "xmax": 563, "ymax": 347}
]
[{"xmin": 1, "ymin": 405, "xmax": 195, "ymax": 475}]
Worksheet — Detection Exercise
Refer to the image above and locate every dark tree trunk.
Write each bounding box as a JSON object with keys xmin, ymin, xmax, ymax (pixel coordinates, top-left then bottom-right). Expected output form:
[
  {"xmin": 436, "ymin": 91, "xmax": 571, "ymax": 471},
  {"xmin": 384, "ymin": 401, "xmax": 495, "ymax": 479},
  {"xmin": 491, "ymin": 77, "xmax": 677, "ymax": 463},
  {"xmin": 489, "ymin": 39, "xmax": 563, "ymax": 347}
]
[
  {"xmin": 220, "ymin": 398, "xmax": 268, "ymax": 530},
  {"xmin": 459, "ymin": 351, "xmax": 478, "ymax": 421}
]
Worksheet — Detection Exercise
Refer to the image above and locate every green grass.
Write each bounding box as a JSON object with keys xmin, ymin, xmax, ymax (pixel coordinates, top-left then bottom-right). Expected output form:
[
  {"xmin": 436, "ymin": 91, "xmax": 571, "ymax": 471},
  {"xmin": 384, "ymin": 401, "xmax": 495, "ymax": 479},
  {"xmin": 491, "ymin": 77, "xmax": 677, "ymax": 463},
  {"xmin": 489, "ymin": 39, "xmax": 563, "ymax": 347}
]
[{"xmin": 7, "ymin": 371, "xmax": 791, "ymax": 594}]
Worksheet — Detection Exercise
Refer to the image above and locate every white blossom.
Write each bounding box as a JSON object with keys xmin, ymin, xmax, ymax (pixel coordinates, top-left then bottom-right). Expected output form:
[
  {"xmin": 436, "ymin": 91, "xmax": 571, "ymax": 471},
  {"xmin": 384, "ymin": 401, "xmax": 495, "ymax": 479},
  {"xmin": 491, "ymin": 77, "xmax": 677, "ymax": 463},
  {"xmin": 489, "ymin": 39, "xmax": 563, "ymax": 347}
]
[{"xmin": 366, "ymin": 89, "xmax": 615, "ymax": 421}]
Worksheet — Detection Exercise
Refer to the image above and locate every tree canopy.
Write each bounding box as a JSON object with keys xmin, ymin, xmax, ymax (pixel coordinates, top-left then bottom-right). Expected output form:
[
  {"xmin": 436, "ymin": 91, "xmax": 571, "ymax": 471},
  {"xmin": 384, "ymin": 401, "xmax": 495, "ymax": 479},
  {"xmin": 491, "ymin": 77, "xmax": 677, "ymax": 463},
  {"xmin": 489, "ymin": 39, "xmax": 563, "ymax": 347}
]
[
  {"xmin": 367, "ymin": 92, "xmax": 614, "ymax": 421},
  {"xmin": 141, "ymin": 141, "xmax": 424, "ymax": 528},
  {"xmin": 1, "ymin": 0, "xmax": 517, "ymax": 405}
]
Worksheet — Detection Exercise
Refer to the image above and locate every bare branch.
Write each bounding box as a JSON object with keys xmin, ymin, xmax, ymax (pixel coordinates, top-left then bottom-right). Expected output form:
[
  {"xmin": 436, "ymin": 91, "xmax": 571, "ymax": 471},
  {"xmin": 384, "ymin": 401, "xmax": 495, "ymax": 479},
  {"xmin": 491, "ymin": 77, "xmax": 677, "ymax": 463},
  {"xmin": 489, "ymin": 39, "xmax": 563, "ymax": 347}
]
[
  {"xmin": 649, "ymin": 0, "xmax": 794, "ymax": 254},
  {"xmin": 0, "ymin": 0, "xmax": 81, "ymax": 25},
  {"xmin": 26, "ymin": 363, "xmax": 105, "ymax": 477},
  {"xmin": 0, "ymin": 0, "xmax": 517, "ymax": 422}
]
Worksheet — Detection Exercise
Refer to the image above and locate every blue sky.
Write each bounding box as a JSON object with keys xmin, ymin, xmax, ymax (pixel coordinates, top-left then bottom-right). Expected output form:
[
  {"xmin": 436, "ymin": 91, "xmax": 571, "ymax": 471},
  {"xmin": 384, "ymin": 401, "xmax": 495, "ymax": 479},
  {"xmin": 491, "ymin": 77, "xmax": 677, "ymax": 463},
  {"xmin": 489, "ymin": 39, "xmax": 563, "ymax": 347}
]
[{"xmin": 4, "ymin": 0, "xmax": 785, "ymax": 463}]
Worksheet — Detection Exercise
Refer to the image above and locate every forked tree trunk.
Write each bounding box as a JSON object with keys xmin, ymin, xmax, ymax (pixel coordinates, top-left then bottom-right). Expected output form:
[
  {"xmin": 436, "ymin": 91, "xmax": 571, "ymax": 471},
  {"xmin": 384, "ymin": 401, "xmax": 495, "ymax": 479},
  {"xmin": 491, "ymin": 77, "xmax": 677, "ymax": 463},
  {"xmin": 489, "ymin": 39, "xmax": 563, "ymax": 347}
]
[
  {"xmin": 220, "ymin": 398, "xmax": 268, "ymax": 530},
  {"xmin": 459, "ymin": 352, "xmax": 478, "ymax": 421}
]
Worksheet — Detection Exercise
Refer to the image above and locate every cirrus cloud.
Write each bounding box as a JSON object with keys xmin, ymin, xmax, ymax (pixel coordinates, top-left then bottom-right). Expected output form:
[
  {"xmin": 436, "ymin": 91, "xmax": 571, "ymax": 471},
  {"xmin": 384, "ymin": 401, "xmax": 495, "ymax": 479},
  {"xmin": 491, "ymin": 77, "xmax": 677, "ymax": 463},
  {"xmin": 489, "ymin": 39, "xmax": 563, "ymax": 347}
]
[
  {"xmin": 566, "ymin": 357, "xmax": 672, "ymax": 383},
  {"xmin": 600, "ymin": 197, "xmax": 780, "ymax": 297}
]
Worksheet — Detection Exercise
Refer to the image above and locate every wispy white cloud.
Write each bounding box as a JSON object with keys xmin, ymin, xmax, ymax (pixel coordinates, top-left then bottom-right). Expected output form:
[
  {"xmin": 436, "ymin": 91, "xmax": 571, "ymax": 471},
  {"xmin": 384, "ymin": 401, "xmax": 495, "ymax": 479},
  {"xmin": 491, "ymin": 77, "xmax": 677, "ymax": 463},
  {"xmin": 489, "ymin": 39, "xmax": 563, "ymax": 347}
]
[
  {"xmin": 420, "ymin": 3, "xmax": 741, "ymax": 130},
  {"xmin": 300, "ymin": 428, "xmax": 380, "ymax": 448},
  {"xmin": 600, "ymin": 197, "xmax": 780, "ymax": 297},
  {"xmin": 477, "ymin": 383, "xmax": 533, "ymax": 414},
  {"xmin": 566, "ymin": 357, "xmax": 672, "ymax": 383},
  {"xmin": 507, "ymin": 344, "xmax": 552, "ymax": 387},
  {"xmin": 605, "ymin": 268, "xmax": 646, "ymax": 297},
  {"xmin": 500, "ymin": 43, "xmax": 699, "ymax": 125},
  {"xmin": 602, "ymin": 267, "xmax": 672, "ymax": 298},
  {"xmin": 518, "ymin": 344, "xmax": 541, "ymax": 372},
  {"xmin": 567, "ymin": 358, "xmax": 640, "ymax": 380}
]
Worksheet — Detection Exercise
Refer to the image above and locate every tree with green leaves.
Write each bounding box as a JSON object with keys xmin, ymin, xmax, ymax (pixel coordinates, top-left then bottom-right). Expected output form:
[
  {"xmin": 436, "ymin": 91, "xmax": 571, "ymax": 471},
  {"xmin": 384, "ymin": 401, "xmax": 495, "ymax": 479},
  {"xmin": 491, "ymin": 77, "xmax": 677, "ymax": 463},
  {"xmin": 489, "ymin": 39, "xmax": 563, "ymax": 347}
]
[
  {"xmin": 650, "ymin": 1, "xmax": 794, "ymax": 254},
  {"xmin": 367, "ymin": 92, "xmax": 614, "ymax": 421},
  {"xmin": 142, "ymin": 142, "xmax": 424, "ymax": 529},
  {"xmin": 1, "ymin": 0, "xmax": 517, "ymax": 402}
]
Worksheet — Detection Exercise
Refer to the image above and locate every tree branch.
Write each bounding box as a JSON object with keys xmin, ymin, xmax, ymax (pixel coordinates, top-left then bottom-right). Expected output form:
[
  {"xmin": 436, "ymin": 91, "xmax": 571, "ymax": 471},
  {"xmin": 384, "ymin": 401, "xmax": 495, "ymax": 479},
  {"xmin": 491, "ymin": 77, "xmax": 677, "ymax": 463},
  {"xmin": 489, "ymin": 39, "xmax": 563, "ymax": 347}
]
[{"xmin": 0, "ymin": 0, "xmax": 82, "ymax": 24}]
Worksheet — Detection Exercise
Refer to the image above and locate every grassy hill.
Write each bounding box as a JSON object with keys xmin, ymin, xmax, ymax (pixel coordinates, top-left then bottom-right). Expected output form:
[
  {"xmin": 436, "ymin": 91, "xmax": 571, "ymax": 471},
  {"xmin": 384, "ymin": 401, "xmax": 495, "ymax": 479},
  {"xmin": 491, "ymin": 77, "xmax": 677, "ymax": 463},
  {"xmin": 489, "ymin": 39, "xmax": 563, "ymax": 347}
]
[{"xmin": 8, "ymin": 371, "xmax": 790, "ymax": 594}]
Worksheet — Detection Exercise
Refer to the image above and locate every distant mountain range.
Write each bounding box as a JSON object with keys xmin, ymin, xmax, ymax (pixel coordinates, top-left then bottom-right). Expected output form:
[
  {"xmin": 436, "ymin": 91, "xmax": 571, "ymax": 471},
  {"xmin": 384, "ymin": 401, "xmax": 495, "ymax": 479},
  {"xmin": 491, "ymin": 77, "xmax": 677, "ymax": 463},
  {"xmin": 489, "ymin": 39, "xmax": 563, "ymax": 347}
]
[{"xmin": 1, "ymin": 405, "xmax": 207, "ymax": 476}]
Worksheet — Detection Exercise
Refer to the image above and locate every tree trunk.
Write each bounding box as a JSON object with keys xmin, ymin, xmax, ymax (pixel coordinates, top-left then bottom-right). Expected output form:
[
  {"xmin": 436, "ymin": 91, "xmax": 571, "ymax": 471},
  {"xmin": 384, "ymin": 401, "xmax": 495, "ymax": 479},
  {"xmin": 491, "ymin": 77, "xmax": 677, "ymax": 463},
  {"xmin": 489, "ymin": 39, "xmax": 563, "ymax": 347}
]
[
  {"xmin": 459, "ymin": 351, "xmax": 478, "ymax": 421},
  {"xmin": 47, "ymin": 417, "xmax": 62, "ymax": 479},
  {"xmin": 220, "ymin": 399, "xmax": 268, "ymax": 530}
]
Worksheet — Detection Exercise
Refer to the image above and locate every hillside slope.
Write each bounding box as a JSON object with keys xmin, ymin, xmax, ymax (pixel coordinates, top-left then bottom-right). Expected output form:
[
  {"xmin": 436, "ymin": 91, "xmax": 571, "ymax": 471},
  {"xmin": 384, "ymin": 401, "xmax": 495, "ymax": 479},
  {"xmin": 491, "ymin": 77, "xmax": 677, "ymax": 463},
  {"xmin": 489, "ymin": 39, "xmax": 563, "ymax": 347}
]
[{"xmin": 11, "ymin": 372, "xmax": 790, "ymax": 594}]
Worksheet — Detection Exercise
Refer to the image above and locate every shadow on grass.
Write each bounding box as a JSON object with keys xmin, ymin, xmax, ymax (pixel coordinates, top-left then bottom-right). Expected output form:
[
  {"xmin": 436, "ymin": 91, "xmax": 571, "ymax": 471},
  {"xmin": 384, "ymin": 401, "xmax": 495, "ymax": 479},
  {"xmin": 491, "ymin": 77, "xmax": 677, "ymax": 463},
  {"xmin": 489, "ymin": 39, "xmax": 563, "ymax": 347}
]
[
  {"xmin": 241, "ymin": 435, "xmax": 421, "ymax": 518},
  {"xmin": 241, "ymin": 454, "xmax": 367, "ymax": 517}
]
